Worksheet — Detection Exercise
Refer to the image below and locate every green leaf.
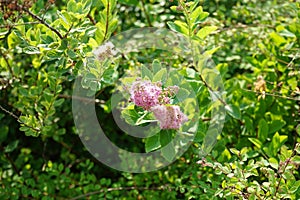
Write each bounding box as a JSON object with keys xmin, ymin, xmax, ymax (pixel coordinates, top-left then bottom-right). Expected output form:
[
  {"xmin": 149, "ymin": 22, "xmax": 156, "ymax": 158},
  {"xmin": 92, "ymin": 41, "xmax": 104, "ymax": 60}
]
[
  {"xmin": 176, "ymin": 88, "xmax": 190, "ymax": 102},
  {"xmin": 102, "ymin": 68, "xmax": 117, "ymax": 84},
  {"xmin": 23, "ymin": 46, "xmax": 40, "ymax": 54},
  {"xmin": 4, "ymin": 140, "xmax": 19, "ymax": 153},
  {"xmin": 145, "ymin": 134, "xmax": 161, "ymax": 153},
  {"xmin": 141, "ymin": 65, "xmax": 153, "ymax": 80},
  {"xmin": 121, "ymin": 107, "xmax": 140, "ymax": 125},
  {"xmin": 159, "ymin": 130, "xmax": 178, "ymax": 161},
  {"xmin": 268, "ymin": 157, "xmax": 278, "ymax": 169},
  {"xmin": 258, "ymin": 118, "xmax": 268, "ymax": 143},
  {"xmin": 161, "ymin": 141, "xmax": 176, "ymax": 162},
  {"xmin": 167, "ymin": 21, "xmax": 189, "ymax": 35},
  {"xmin": 190, "ymin": 6, "xmax": 209, "ymax": 26},
  {"xmin": 160, "ymin": 130, "xmax": 173, "ymax": 146},
  {"xmin": 248, "ymin": 138, "xmax": 262, "ymax": 149},
  {"xmin": 18, "ymin": 87, "xmax": 28, "ymax": 97},
  {"xmin": 196, "ymin": 26, "xmax": 217, "ymax": 39},
  {"xmin": 291, "ymin": 155, "xmax": 300, "ymax": 165},
  {"xmin": 46, "ymin": 49, "xmax": 64, "ymax": 59},
  {"xmin": 67, "ymin": 0, "xmax": 77, "ymax": 12},
  {"xmin": 229, "ymin": 148, "xmax": 240, "ymax": 155},
  {"xmin": 269, "ymin": 132, "xmax": 288, "ymax": 156},
  {"xmin": 0, "ymin": 125, "xmax": 8, "ymax": 143},
  {"xmin": 67, "ymin": 49, "xmax": 77, "ymax": 59},
  {"xmin": 152, "ymin": 59, "xmax": 161, "ymax": 74},
  {"xmin": 225, "ymin": 104, "xmax": 241, "ymax": 120},
  {"xmin": 53, "ymin": 98, "xmax": 65, "ymax": 107},
  {"xmin": 118, "ymin": 0, "xmax": 138, "ymax": 6},
  {"xmin": 269, "ymin": 120, "xmax": 286, "ymax": 134},
  {"xmin": 152, "ymin": 68, "xmax": 167, "ymax": 83}
]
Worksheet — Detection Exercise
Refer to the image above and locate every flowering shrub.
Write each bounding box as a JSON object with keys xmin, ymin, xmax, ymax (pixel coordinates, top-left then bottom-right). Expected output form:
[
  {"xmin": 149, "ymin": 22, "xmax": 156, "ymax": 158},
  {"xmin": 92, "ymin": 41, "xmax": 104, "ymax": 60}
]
[{"xmin": 0, "ymin": 0, "xmax": 299, "ymax": 199}]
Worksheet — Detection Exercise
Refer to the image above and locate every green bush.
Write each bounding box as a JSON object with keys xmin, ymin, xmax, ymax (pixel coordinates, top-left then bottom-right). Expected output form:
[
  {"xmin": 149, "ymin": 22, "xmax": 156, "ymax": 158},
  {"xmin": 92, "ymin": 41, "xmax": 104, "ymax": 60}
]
[{"xmin": 0, "ymin": 0, "xmax": 299, "ymax": 199}]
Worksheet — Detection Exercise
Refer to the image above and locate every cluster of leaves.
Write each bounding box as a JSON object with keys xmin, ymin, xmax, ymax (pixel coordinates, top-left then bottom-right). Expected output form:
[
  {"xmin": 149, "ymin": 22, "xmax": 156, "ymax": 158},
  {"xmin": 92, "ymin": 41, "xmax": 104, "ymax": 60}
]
[{"xmin": 0, "ymin": 0, "xmax": 299, "ymax": 199}]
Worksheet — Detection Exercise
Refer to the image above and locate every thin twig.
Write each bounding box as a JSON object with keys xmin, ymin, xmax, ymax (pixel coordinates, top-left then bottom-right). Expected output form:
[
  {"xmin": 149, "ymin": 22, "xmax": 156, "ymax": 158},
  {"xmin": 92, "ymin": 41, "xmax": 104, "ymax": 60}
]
[
  {"xmin": 87, "ymin": 13, "xmax": 96, "ymax": 25},
  {"xmin": 242, "ymin": 88, "xmax": 300, "ymax": 101},
  {"xmin": 23, "ymin": 8, "xmax": 63, "ymax": 39},
  {"xmin": 0, "ymin": 104, "xmax": 40, "ymax": 132}
]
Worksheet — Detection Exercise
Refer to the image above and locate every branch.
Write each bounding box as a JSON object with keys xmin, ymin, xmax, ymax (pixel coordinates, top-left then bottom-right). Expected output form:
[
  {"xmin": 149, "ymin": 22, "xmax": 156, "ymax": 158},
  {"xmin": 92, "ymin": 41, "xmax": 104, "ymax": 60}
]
[{"xmin": 23, "ymin": 8, "xmax": 63, "ymax": 39}]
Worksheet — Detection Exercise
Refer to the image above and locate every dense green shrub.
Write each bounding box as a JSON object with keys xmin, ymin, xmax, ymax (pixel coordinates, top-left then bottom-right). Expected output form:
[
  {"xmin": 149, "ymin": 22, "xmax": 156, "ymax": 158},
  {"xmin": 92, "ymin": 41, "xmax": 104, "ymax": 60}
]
[{"xmin": 0, "ymin": 0, "xmax": 299, "ymax": 199}]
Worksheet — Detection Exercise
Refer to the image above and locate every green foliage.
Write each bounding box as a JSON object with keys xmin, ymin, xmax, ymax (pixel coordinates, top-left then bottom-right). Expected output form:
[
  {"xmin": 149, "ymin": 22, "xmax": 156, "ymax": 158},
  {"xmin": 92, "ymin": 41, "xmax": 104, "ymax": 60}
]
[{"xmin": 0, "ymin": 0, "xmax": 299, "ymax": 199}]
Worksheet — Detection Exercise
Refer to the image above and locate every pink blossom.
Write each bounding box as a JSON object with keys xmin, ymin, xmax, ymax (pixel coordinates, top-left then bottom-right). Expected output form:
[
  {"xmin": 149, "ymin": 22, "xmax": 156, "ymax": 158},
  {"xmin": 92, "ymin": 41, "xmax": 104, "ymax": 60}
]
[
  {"xmin": 151, "ymin": 105, "xmax": 188, "ymax": 130},
  {"xmin": 130, "ymin": 81, "xmax": 163, "ymax": 110}
]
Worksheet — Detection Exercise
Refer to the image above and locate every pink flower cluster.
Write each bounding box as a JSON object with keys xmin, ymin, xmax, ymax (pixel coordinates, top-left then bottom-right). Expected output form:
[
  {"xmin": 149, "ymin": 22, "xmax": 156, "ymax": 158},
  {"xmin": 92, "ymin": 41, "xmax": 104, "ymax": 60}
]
[
  {"xmin": 151, "ymin": 105, "xmax": 188, "ymax": 130},
  {"xmin": 130, "ymin": 80, "xmax": 163, "ymax": 110},
  {"xmin": 130, "ymin": 80, "xmax": 188, "ymax": 130}
]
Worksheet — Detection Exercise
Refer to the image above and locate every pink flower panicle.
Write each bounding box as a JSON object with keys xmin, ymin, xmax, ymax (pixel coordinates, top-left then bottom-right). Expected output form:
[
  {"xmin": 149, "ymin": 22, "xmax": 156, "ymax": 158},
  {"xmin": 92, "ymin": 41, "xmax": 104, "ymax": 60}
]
[
  {"xmin": 130, "ymin": 80, "xmax": 163, "ymax": 110},
  {"xmin": 151, "ymin": 105, "xmax": 188, "ymax": 130},
  {"xmin": 130, "ymin": 80, "xmax": 188, "ymax": 130}
]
